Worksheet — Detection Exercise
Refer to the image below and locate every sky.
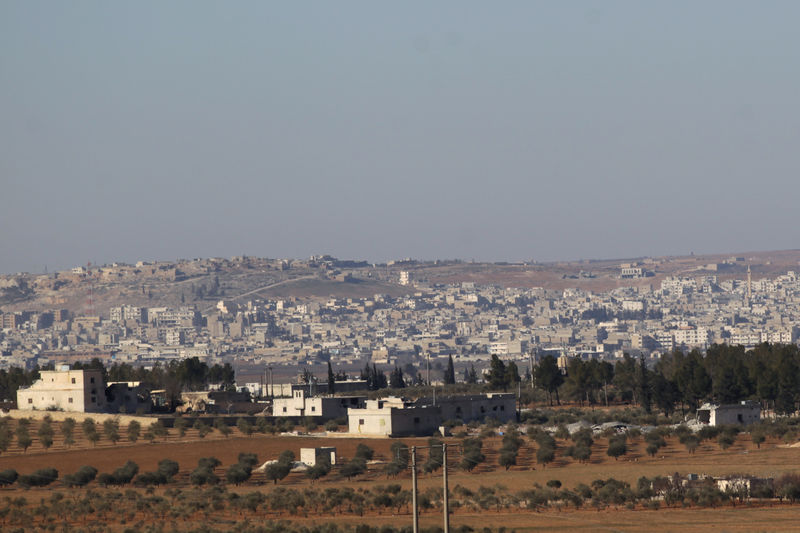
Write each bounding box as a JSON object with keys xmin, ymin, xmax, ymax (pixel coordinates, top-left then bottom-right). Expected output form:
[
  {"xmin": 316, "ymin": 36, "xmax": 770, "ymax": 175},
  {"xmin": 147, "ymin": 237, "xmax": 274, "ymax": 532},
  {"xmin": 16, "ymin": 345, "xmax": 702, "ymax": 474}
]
[{"xmin": 2, "ymin": 2, "xmax": 800, "ymax": 274}]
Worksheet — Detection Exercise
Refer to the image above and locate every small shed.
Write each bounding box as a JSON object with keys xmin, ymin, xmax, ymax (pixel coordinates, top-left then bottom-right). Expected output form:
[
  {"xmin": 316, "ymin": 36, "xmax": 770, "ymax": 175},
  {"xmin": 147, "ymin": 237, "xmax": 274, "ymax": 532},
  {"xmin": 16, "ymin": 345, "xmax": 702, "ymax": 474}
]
[
  {"xmin": 300, "ymin": 447, "xmax": 336, "ymax": 467},
  {"xmin": 696, "ymin": 401, "xmax": 760, "ymax": 426}
]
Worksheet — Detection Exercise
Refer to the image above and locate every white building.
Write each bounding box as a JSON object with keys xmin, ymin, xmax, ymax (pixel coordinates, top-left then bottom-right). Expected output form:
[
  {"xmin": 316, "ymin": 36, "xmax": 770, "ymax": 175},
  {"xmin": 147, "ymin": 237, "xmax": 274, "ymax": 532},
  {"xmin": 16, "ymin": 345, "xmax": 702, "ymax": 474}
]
[
  {"xmin": 696, "ymin": 401, "xmax": 760, "ymax": 426},
  {"xmin": 17, "ymin": 365, "xmax": 107, "ymax": 412}
]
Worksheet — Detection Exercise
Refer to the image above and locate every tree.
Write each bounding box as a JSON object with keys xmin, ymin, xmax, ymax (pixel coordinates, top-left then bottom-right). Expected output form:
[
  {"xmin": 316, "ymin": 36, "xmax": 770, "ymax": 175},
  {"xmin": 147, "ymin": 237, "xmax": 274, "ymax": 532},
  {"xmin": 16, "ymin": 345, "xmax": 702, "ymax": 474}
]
[
  {"xmin": 265, "ymin": 462, "xmax": 291, "ymax": 485},
  {"xmin": 341, "ymin": 457, "xmax": 367, "ymax": 480},
  {"xmin": 443, "ymin": 355, "xmax": 456, "ymax": 385},
  {"xmin": 38, "ymin": 418, "xmax": 55, "ymax": 450},
  {"xmin": 64, "ymin": 466, "xmax": 98, "ymax": 488},
  {"xmin": 127, "ymin": 421, "xmax": 141, "ymax": 442},
  {"xmin": 0, "ymin": 422, "xmax": 11, "ymax": 454},
  {"xmin": 61, "ymin": 418, "xmax": 76, "ymax": 448},
  {"xmin": 173, "ymin": 417, "xmax": 188, "ymax": 437},
  {"xmin": 157, "ymin": 459, "xmax": 180, "ymax": 480},
  {"xmin": 16, "ymin": 420, "xmax": 32, "ymax": 452},
  {"xmin": 0, "ymin": 469, "xmax": 18, "ymax": 486},
  {"xmin": 103, "ymin": 419, "xmax": 121, "ymax": 445},
  {"xmin": 327, "ymin": 361, "xmax": 336, "ymax": 394},
  {"xmin": 237, "ymin": 417, "xmax": 254, "ymax": 436},
  {"xmin": 18, "ymin": 467, "xmax": 58, "ymax": 488},
  {"xmin": 390, "ymin": 365, "xmax": 406, "ymax": 389},
  {"xmin": 536, "ymin": 445, "xmax": 556, "ymax": 468},
  {"xmin": 638, "ymin": 356, "xmax": 652, "ymax": 414},
  {"xmin": 535, "ymin": 356, "xmax": 564, "ymax": 406},
  {"xmin": 306, "ymin": 456, "xmax": 332, "ymax": 482},
  {"xmin": 423, "ymin": 439, "xmax": 443, "ymax": 473},
  {"xmin": 487, "ymin": 355, "xmax": 508, "ymax": 390},
  {"xmin": 505, "ymin": 361, "xmax": 521, "ymax": 388},
  {"xmin": 226, "ymin": 463, "xmax": 251, "ymax": 485},
  {"xmin": 460, "ymin": 438, "xmax": 485, "ymax": 471},
  {"xmin": 385, "ymin": 441, "xmax": 410, "ymax": 476},
  {"xmin": 214, "ymin": 417, "xmax": 231, "ymax": 437},
  {"xmin": 354, "ymin": 443, "xmax": 374, "ymax": 461},
  {"xmin": 82, "ymin": 418, "xmax": 99, "ymax": 446},
  {"xmin": 607, "ymin": 436, "xmax": 627, "ymax": 461},
  {"xmin": 465, "ymin": 364, "xmax": 479, "ymax": 384}
]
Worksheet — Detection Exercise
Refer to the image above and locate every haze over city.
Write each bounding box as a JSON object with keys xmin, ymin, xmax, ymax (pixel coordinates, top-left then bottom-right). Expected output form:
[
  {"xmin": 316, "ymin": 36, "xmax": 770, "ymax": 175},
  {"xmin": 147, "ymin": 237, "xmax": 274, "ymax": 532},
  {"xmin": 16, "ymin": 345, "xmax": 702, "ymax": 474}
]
[{"xmin": 3, "ymin": 1, "xmax": 800, "ymax": 274}]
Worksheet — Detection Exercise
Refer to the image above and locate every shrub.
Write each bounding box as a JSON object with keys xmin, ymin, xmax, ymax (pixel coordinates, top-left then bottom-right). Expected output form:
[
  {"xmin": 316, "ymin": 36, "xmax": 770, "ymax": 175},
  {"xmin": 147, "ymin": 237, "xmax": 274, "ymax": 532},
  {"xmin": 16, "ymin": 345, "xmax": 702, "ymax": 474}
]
[
  {"xmin": 173, "ymin": 417, "xmax": 188, "ymax": 437},
  {"xmin": 385, "ymin": 441, "xmax": 410, "ymax": 476},
  {"xmin": 354, "ymin": 443, "xmax": 375, "ymax": 461},
  {"xmin": 38, "ymin": 419, "xmax": 55, "ymax": 449},
  {"xmin": 460, "ymin": 438, "xmax": 485, "ymax": 471},
  {"xmin": 103, "ymin": 419, "xmax": 120, "ymax": 444},
  {"xmin": 0, "ymin": 469, "xmax": 18, "ymax": 486},
  {"xmin": 98, "ymin": 461, "xmax": 139, "ymax": 486},
  {"xmin": 127, "ymin": 421, "xmax": 141, "ymax": 442},
  {"xmin": 341, "ymin": 457, "xmax": 367, "ymax": 480},
  {"xmin": 18, "ymin": 468, "xmax": 58, "ymax": 488},
  {"xmin": 607, "ymin": 437, "xmax": 627, "ymax": 460},
  {"xmin": 63, "ymin": 466, "xmax": 97, "ymax": 488},
  {"xmin": 214, "ymin": 418, "xmax": 231, "ymax": 437},
  {"xmin": 237, "ymin": 418, "xmax": 254, "ymax": 436}
]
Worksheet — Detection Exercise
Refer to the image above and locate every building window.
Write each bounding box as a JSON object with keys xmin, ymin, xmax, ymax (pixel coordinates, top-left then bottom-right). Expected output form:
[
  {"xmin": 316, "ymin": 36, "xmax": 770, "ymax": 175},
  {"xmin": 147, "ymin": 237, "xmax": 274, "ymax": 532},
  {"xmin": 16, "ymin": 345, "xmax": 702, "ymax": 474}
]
[
  {"xmin": 91, "ymin": 396, "xmax": 96, "ymax": 403},
  {"xmin": 90, "ymin": 377, "xmax": 95, "ymax": 384},
  {"xmin": 359, "ymin": 419, "xmax": 365, "ymax": 425},
  {"xmin": 413, "ymin": 417, "xmax": 420, "ymax": 424},
  {"xmin": 27, "ymin": 398, "xmax": 32, "ymax": 404},
  {"xmin": 68, "ymin": 398, "xmax": 73, "ymax": 403},
  {"xmin": 311, "ymin": 406, "xmax": 316, "ymax": 412},
  {"xmin": 282, "ymin": 407, "xmax": 287, "ymax": 413},
  {"xmin": 71, "ymin": 378, "xmax": 76, "ymax": 384}
]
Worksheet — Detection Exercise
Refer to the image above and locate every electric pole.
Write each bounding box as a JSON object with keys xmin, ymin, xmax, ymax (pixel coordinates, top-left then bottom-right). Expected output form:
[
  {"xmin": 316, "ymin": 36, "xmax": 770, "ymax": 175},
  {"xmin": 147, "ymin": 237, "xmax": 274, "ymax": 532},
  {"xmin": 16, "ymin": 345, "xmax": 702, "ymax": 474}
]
[
  {"xmin": 442, "ymin": 443, "xmax": 450, "ymax": 533},
  {"xmin": 412, "ymin": 446, "xmax": 419, "ymax": 533}
]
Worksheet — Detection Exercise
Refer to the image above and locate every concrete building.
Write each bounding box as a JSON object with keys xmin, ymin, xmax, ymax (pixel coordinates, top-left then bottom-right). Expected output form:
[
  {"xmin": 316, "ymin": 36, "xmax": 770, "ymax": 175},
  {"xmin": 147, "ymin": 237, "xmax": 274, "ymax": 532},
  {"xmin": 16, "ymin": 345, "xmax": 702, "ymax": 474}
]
[
  {"xmin": 273, "ymin": 389, "xmax": 365, "ymax": 420},
  {"xmin": 300, "ymin": 447, "xmax": 336, "ymax": 466},
  {"xmin": 347, "ymin": 393, "xmax": 516, "ymax": 437},
  {"xmin": 696, "ymin": 401, "xmax": 760, "ymax": 426},
  {"xmin": 17, "ymin": 365, "xmax": 107, "ymax": 412}
]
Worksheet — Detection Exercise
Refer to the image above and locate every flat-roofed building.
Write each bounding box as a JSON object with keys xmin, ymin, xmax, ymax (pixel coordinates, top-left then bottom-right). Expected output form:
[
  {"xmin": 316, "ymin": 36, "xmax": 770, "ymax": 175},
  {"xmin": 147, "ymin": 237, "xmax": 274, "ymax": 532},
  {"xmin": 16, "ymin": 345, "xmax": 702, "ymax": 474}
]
[{"xmin": 17, "ymin": 365, "xmax": 106, "ymax": 412}]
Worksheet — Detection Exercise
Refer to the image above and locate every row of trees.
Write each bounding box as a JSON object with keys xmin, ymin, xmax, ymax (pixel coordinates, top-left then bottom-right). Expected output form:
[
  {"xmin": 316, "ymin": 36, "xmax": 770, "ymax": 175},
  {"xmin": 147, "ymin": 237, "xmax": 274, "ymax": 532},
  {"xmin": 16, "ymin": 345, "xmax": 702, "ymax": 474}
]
[
  {"xmin": 527, "ymin": 343, "xmax": 800, "ymax": 415},
  {"xmin": 4, "ymin": 473, "xmax": 800, "ymax": 531}
]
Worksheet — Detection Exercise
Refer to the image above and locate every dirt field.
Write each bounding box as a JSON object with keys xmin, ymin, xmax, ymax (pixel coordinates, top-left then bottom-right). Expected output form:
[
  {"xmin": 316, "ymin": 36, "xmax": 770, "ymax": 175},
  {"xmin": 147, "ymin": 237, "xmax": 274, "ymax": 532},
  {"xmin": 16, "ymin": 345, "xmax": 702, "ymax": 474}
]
[{"xmin": 4, "ymin": 425, "xmax": 800, "ymax": 531}]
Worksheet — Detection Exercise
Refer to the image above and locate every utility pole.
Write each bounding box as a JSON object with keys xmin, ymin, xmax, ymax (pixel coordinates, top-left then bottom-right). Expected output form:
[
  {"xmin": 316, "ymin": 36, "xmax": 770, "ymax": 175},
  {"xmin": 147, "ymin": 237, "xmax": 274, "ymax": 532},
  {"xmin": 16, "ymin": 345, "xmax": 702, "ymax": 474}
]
[
  {"xmin": 442, "ymin": 444, "xmax": 450, "ymax": 533},
  {"xmin": 529, "ymin": 350, "xmax": 535, "ymax": 390},
  {"xmin": 411, "ymin": 446, "xmax": 419, "ymax": 533}
]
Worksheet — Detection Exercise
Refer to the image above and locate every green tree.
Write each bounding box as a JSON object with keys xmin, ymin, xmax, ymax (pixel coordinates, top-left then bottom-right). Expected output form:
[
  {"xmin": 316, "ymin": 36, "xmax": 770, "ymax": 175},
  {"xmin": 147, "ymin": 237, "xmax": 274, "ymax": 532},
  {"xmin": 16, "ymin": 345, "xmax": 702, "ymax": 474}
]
[
  {"xmin": 0, "ymin": 421, "xmax": 11, "ymax": 454},
  {"xmin": 385, "ymin": 441, "xmax": 410, "ymax": 476},
  {"xmin": 638, "ymin": 356, "xmax": 652, "ymax": 414},
  {"xmin": 61, "ymin": 418, "xmax": 76, "ymax": 448},
  {"xmin": 535, "ymin": 355, "xmax": 564, "ymax": 406},
  {"xmin": 443, "ymin": 355, "xmax": 456, "ymax": 385},
  {"xmin": 37, "ymin": 418, "xmax": 55, "ymax": 450},
  {"xmin": 237, "ymin": 417, "xmax": 254, "ymax": 436},
  {"xmin": 82, "ymin": 418, "xmax": 99, "ymax": 446},
  {"xmin": 214, "ymin": 417, "xmax": 231, "ymax": 437},
  {"xmin": 103, "ymin": 419, "xmax": 121, "ymax": 445},
  {"xmin": 16, "ymin": 420, "xmax": 32, "ymax": 452},
  {"xmin": 327, "ymin": 361, "xmax": 336, "ymax": 394},
  {"xmin": 173, "ymin": 417, "xmax": 188, "ymax": 437},
  {"xmin": 127, "ymin": 421, "xmax": 141, "ymax": 442},
  {"xmin": 487, "ymin": 354, "xmax": 508, "ymax": 390}
]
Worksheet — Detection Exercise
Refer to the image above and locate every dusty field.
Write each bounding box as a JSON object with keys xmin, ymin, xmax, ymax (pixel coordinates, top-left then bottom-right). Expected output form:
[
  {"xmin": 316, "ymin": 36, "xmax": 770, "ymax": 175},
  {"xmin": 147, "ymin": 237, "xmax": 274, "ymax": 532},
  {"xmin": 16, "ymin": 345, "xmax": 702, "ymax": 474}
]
[
  {"xmin": 3, "ymin": 423, "xmax": 800, "ymax": 490},
  {"xmin": 283, "ymin": 505, "xmax": 800, "ymax": 532},
  {"xmin": 4, "ymin": 423, "xmax": 800, "ymax": 531}
]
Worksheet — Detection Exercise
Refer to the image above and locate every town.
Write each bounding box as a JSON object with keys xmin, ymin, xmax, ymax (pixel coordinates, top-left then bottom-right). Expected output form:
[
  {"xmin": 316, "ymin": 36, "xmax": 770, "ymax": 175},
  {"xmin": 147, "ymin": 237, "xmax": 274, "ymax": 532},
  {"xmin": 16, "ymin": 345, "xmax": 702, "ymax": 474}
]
[{"xmin": 1, "ymin": 254, "xmax": 799, "ymax": 382}]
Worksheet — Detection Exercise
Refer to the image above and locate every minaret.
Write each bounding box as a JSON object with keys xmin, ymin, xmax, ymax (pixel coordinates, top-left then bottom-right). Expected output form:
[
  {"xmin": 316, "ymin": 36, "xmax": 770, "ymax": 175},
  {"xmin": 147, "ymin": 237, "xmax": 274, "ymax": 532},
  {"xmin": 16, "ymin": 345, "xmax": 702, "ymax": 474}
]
[{"xmin": 747, "ymin": 265, "xmax": 752, "ymax": 303}]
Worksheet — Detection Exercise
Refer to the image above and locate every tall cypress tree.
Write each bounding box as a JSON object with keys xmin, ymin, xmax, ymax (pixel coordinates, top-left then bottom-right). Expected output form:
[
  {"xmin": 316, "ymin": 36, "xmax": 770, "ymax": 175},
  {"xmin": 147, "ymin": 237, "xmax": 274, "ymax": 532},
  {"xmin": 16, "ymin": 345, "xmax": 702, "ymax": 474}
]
[
  {"xmin": 327, "ymin": 362, "xmax": 335, "ymax": 395},
  {"xmin": 444, "ymin": 355, "xmax": 456, "ymax": 385}
]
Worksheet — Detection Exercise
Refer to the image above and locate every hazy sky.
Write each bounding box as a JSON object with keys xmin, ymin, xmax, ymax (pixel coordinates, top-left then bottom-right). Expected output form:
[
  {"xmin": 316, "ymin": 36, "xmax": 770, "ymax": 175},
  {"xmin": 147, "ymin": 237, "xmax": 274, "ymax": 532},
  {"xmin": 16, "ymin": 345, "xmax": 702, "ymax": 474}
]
[{"xmin": 3, "ymin": 2, "xmax": 800, "ymax": 274}]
